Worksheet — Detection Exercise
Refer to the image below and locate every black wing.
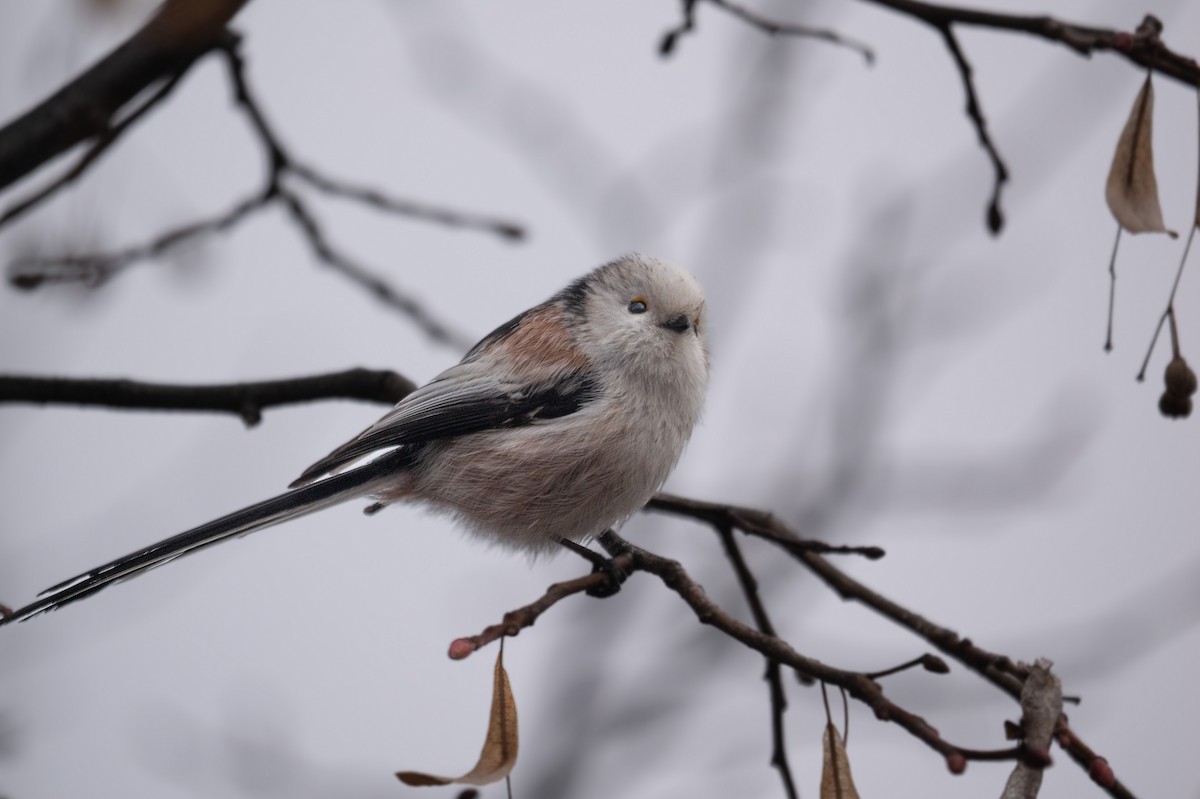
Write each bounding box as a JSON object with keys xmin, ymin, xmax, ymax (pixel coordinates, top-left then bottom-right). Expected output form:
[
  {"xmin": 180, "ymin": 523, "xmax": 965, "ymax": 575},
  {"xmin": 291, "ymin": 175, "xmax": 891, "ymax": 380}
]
[{"xmin": 290, "ymin": 368, "xmax": 598, "ymax": 487}]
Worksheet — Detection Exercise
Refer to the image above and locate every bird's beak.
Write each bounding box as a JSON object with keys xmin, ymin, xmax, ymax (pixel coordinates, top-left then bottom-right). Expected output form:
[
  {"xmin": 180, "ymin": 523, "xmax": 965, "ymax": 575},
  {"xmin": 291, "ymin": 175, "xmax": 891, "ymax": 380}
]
[{"xmin": 663, "ymin": 313, "xmax": 692, "ymax": 334}]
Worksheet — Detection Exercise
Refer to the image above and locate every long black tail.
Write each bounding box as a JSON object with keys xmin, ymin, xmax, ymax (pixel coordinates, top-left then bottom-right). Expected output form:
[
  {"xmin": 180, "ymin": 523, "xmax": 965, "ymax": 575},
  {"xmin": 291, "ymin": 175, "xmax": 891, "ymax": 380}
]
[{"xmin": 2, "ymin": 449, "xmax": 412, "ymax": 625}]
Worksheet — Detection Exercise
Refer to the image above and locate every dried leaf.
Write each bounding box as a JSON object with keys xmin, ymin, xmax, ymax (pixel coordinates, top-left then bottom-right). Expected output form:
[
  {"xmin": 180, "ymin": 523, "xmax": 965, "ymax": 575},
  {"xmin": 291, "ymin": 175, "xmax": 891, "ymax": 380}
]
[
  {"xmin": 396, "ymin": 649, "xmax": 519, "ymax": 787},
  {"xmin": 820, "ymin": 722, "xmax": 861, "ymax": 799},
  {"xmin": 1106, "ymin": 75, "xmax": 1178, "ymax": 237}
]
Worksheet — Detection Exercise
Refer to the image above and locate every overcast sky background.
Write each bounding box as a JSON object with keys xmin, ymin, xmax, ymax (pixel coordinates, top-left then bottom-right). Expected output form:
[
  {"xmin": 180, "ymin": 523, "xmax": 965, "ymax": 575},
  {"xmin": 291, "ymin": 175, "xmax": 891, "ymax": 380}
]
[{"xmin": 2, "ymin": 1, "xmax": 1198, "ymax": 797}]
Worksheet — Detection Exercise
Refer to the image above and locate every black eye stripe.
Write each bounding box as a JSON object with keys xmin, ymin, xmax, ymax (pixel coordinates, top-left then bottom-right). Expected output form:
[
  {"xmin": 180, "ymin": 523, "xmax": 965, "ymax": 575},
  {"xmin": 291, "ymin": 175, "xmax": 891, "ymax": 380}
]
[{"xmin": 628, "ymin": 299, "xmax": 648, "ymax": 314}]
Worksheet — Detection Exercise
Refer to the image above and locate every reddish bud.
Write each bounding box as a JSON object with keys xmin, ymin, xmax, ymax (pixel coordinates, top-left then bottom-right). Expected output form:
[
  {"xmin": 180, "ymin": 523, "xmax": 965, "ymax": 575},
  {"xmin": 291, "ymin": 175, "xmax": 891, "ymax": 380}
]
[
  {"xmin": 1089, "ymin": 757, "xmax": 1115, "ymax": 788},
  {"xmin": 947, "ymin": 753, "xmax": 967, "ymax": 775},
  {"xmin": 1024, "ymin": 746, "xmax": 1053, "ymax": 768},
  {"xmin": 1113, "ymin": 31, "xmax": 1133, "ymax": 50},
  {"xmin": 448, "ymin": 638, "xmax": 477, "ymax": 660}
]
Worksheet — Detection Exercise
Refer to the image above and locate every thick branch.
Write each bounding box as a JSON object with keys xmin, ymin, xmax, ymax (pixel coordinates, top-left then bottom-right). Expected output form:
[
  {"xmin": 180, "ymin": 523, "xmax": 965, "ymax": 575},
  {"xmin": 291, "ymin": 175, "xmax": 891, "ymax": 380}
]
[
  {"xmin": 0, "ymin": 0, "xmax": 250, "ymax": 192},
  {"xmin": 0, "ymin": 369, "xmax": 415, "ymax": 426}
]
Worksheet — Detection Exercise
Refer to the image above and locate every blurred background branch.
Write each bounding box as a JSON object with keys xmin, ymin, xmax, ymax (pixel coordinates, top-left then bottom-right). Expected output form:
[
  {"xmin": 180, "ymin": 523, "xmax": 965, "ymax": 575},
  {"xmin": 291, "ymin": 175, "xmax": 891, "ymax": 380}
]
[{"xmin": 2, "ymin": 1, "xmax": 1198, "ymax": 798}]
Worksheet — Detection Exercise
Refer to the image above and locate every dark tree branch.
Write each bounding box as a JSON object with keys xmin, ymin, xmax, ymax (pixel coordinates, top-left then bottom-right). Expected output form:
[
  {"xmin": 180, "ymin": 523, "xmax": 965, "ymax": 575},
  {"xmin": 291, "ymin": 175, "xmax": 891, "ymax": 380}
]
[
  {"xmin": 9, "ymin": 189, "xmax": 269, "ymax": 289},
  {"xmin": 645, "ymin": 494, "xmax": 1135, "ymax": 798},
  {"xmin": 862, "ymin": 3, "xmax": 1199, "ymax": 88},
  {"xmin": 661, "ymin": 0, "xmax": 874, "ymax": 62},
  {"xmin": 599, "ymin": 530, "xmax": 1030, "ymax": 774},
  {"xmin": 648, "ymin": 492, "xmax": 1027, "ymax": 695},
  {"xmin": 276, "ymin": 189, "xmax": 473, "ymax": 349},
  {"xmin": 454, "ymin": 536, "xmax": 989, "ymax": 770},
  {"xmin": 0, "ymin": 368, "xmax": 1136, "ymax": 795},
  {"xmin": 0, "ymin": 369, "xmax": 416, "ymax": 427},
  {"xmin": 683, "ymin": 2, "xmax": 1198, "ymax": 234},
  {"xmin": 289, "ymin": 162, "xmax": 526, "ymax": 242},
  {"xmin": 0, "ymin": 69, "xmax": 187, "ymax": 231},
  {"xmin": 447, "ymin": 556, "xmax": 633, "ymax": 660},
  {"xmin": 934, "ymin": 23, "xmax": 1008, "ymax": 233},
  {"xmin": 0, "ymin": 0, "xmax": 251, "ymax": 193},
  {"xmin": 8, "ymin": 34, "xmax": 515, "ymax": 349},
  {"xmin": 714, "ymin": 523, "xmax": 799, "ymax": 799}
]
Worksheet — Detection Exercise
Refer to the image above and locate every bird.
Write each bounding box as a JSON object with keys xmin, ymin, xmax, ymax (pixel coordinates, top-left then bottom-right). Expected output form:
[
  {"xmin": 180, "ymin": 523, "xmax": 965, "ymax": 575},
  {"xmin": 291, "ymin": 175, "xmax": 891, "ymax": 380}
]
[{"xmin": 1, "ymin": 254, "xmax": 709, "ymax": 624}]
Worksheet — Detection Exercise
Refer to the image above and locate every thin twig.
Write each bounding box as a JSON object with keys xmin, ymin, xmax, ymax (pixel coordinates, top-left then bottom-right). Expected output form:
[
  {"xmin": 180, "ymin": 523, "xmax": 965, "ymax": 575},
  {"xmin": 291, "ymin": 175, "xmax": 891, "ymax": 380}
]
[
  {"xmin": 7, "ymin": 31, "xmax": 520, "ymax": 350},
  {"xmin": 0, "ymin": 71, "xmax": 186, "ymax": 231},
  {"xmin": 648, "ymin": 493, "xmax": 1028, "ymax": 696},
  {"xmin": 290, "ymin": 162, "xmax": 525, "ymax": 240},
  {"xmin": 715, "ymin": 523, "xmax": 799, "ymax": 799},
  {"xmin": 709, "ymin": 0, "xmax": 874, "ymax": 63},
  {"xmin": 647, "ymin": 494, "xmax": 885, "ymax": 559},
  {"xmin": 935, "ymin": 22, "xmax": 1008, "ymax": 233},
  {"xmin": 447, "ymin": 556, "xmax": 633, "ymax": 659},
  {"xmin": 1106, "ymin": 226, "xmax": 1122, "ymax": 352},
  {"xmin": 661, "ymin": 0, "xmax": 874, "ymax": 62},
  {"xmin": 277, "ymin": 189, "xmax": 474, "ymax": 349},
  {"xmin": 9, "ymin": 190, "xmax": 270, "ymax": 289},
  {"xmin": 866, "ymin": 653, "xmax": 950, "ymax": 680},
  {"xmin": 0, "ymin": 368, "xmax": 416, "ymax": 426},
  {"xmin": 1137, "ymin": 83, "xmax": 1199, "ymax": 379}
]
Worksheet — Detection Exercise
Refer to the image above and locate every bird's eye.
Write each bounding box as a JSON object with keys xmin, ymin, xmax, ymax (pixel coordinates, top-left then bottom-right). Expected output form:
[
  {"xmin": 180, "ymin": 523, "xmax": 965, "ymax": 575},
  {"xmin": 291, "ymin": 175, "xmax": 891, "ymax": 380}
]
[{"xmin": 628, "ymin": 297, "xmax": 648, "ymax": 314}]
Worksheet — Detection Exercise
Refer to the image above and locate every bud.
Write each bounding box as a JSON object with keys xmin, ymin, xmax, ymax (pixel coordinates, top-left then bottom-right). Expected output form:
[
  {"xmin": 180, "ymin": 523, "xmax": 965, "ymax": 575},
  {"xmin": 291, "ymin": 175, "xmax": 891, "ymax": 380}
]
[
  {"xmin": 1160, "ymin": 356, "xmax": 1197, "ymax": 418},
  {"xmin": 448, "ymin": 638, "xmax": 477, "ymax": 660},
  {"xmin": 1089, "ymin": 756, "xmax": 1115, "ymax": 788},
  {"xmin": 1165, "ymin": 356, "xmax": 1198, "ymax": 398}
]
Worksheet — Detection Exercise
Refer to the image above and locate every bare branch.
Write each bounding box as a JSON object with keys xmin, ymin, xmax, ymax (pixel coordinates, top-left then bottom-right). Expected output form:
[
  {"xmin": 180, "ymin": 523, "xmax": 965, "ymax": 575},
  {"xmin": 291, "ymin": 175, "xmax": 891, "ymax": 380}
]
[
  {"xmin": 6, "ymin": 33, "xmax": 515, "ymax": 348},
  {"xmin": 0, "ymin": 0, "xmax": 250, "ymax": 193},
  {"xmin": 862, "ymin": 4, "xmax": 1200, "ymax": 88},
  {"xmin": 0, "ymin": 69, "xmax": 187, "ymax": 231},
  {"xmin": 645, "ymin": 494, "xmax": 1138, "ymax": 798},
  {"xmin": 715, "ymin": 524, "xmax": 799, "ymax": 799},
  {"xmin": 9, "ymin": 189, "xmax": 269, "ymax": 289},
  {"xmin": 0, "ymin": 369, "xmax": 416, "ymax": 426},
  {"xmin": 661, "ymin": 0, "xmax": 875, "ymax": 63},
  {"xmin": 448, "ymin": 556, "xmax": 633, "ymax": 660},
  {"xmin": 649, "ymin": 492, "xmax": 1026, "ymax": 696},
  {"xmin": 601, "ymin": 530, "xmax": 1018, "ymax": 773},
  {"xmin": 290, "ymin": 162, "xmax": 526, "ymax": 241},
  {"xmin": 935, "ymin": 23, "xmax": 1008, "ymax": 233},
  {"xmin": 276, "ymin": 189, "xmax": 474, "ymax": 350}
]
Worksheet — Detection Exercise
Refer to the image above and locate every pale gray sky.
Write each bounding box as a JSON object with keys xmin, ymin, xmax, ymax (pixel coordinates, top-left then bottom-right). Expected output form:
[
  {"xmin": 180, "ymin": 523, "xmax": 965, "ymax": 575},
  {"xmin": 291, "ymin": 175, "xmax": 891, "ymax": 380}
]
[{"xmin": 2, "ymin": 1, "xmax": 1198, "ymax": 797}]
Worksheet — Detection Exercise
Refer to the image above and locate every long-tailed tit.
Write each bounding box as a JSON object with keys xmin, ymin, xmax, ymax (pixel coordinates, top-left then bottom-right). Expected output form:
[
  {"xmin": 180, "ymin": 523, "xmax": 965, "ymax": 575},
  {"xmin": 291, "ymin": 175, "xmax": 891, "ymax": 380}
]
[{"xmin": 3, "ymin": 254, "xmax": 709, "ymax": 624}]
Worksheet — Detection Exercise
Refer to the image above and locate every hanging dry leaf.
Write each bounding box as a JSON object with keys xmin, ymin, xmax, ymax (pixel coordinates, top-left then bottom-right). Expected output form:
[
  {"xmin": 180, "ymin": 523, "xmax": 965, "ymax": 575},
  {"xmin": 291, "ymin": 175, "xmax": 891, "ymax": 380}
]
[
  {"xmin": 820, "ymin": 722, "xmax": 862, "ymax": 799},
  {"xmin": 1106, "ymin": 75, "xmax": 1178, "ymax": 237},
  {"xmin": 396, "ymin": 649, "xmax": 519, "ymax": 787}
]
